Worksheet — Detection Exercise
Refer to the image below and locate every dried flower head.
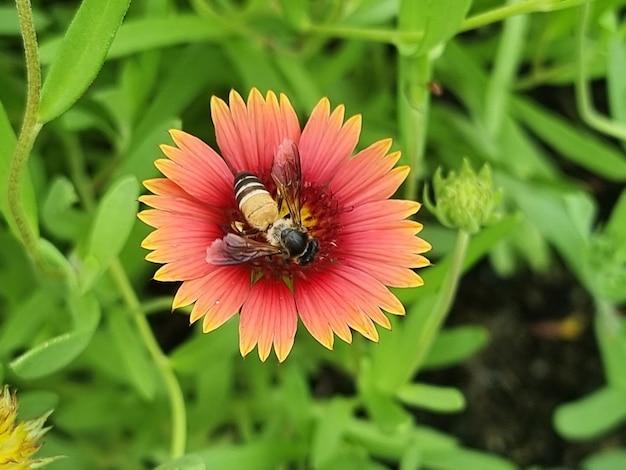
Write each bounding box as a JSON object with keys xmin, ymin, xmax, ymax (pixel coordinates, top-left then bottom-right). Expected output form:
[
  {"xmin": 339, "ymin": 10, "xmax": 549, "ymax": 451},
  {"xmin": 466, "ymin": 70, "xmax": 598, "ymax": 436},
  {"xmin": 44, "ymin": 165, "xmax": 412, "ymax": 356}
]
[{"xmin": 0, "ymin": 386, "xmax": 55, "ymax": 469}]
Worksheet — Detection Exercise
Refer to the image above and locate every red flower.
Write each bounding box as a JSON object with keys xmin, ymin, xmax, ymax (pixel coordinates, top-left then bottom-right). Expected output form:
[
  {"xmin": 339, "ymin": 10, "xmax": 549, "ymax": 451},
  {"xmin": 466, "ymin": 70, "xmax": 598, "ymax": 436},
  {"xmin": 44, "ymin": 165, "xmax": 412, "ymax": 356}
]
[{"xmin": 139, "ymin": 89, "xmax": 430, "ymax": 362}]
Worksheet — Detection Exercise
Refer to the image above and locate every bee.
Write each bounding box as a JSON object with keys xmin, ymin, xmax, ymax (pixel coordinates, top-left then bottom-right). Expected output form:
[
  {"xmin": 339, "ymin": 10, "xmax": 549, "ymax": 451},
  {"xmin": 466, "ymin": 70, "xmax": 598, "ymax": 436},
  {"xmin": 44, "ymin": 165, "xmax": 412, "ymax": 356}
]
[{"xmin": 207, "ymin": 139, "xmax": 319, "ymax": 266}]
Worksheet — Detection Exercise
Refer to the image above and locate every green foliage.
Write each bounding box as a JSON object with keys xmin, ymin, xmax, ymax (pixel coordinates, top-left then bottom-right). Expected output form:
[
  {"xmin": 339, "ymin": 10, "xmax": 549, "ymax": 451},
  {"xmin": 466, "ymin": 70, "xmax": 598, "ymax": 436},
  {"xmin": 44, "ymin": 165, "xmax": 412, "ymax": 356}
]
[
  {"xmin": 39, "ymin": 0, "xmax": 132, "ymax": 122},
  {"xmin": 2, "ymin": 0, "xmax": 626, "ymax": 468}
]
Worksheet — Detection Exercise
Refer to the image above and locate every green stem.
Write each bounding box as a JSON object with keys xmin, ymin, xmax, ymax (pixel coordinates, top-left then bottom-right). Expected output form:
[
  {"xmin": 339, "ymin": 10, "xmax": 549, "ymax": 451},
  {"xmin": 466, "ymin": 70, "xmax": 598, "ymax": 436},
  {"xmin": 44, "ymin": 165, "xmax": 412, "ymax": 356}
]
[
  {"xmin": 61, "ymin": 113, "xmax": 187, "ymax": 460},
  {"xmin": 483, "ymin": 0, "xmax": 528, "ymax": 139},
  {"xmin": 109, "ymin": 261, "xmax": 187, "ymax": 458},
  {"xmin": 407, "ymin": 230, "xmax": 470, "ymax": 373},
  {"xmin": 575, "ymin": 2, "xmax": 626, "ymax": 141},
  {"xmin": 307, "ymin": 24, "xmax": 423, "ymax": 45},
  {"xmin": 460, "ymin": 0, "xmax": 587, "ymax": 32},
  {"xmin": 9, "ymin": 0, "xmax": 41, "ymax": 258},
  {"xmin": 397, "ymin": 0, "xmax": 431, "ymax": 201},
  {"xmin": 398, "ymin": 54, "xmax": 431, "ymax": 200}
]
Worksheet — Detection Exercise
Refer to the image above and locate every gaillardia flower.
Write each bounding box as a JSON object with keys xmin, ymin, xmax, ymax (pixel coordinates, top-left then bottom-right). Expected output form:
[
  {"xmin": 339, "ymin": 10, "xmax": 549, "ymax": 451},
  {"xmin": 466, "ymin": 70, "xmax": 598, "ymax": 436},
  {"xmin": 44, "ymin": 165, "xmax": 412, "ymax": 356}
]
[
  {"xmin": 0, "ymin": 385, "xmax": 55, "ymax": 469},
  {"xmin": 139, "ymin": 89, "xmax": 430, "ymax": 362}
]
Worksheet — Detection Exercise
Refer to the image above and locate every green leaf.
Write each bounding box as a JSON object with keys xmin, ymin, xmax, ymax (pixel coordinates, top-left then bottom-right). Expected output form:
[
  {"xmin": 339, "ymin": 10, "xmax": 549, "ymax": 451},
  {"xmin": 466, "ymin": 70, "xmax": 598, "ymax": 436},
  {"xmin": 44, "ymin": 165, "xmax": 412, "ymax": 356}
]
[
  {"xmin": 554, "ymin": 386, "xmax": 626, "ymax": 440},
  {"xmin": 360, "ymin": 383, "xmax": 411, "ymax": 433},
  {"xmin": 224, "ymin": 39, "xmax": 289, "ymax": 93},
  {"xmin": 398, "ymin": 0, "xmax": 472, "ymax": 56},
  {"xmin": 319, "ymin": 453, "xmax": 388, "ymax": 470},
  {"xmin": 512, "ymin": 97, "xmax": 626, "ymax": 181},
  {"xmin": 39, "ymin": 0, "xmax": 132, "ymax": 122},
  {"xmin": 83, "ymin": 175, "xmax": 139, "ymax": 290},
  {"xmin": 595, "ymin": 305, "xmax": 626, "ymax": 390},
  {"xmin": 126, "ymin": 44, "xmax": 222, "ymax": 156},
  {"xmin": 423, "ymin": 325, "xmax": 490, "ymax": 369},
  {"xmin": 9, "ymin": 293, "xmax": 101, "ymax": 379},
  {"xmin": 421, "ymin": 447, "xmax": 516, "ymax": 470},
  {"xmin": 107, "ymin": 309, "xmax": 157, "ymax": 400},
  {"xmin": 170, "ymin": 323, "xmax": 238, "ymax": 374},
  {"xmin": 42, "ymin": 177, "xmax": 89, "ymax": 241},
  {"xmin": 17, "ymin": 390, "xmax": 59, "ymax": 420},
  {"xmin": 39, "ymin": 15, "xmax": 231, "ymax": 64},
  {"xmin": 279, "ymin": 0, "xmax": 308, "ymax": 30},
  {"xmin": 583, "ymin": 450, "xmax": 626, "ymax": 470},
  {"xmin": 396, "ymin": 383, "xmax": 465, "ymax": 413},
  {"xmin": 0, "ymin": 288, "xmax": 57, "ymax": 355},
  {"xmin": 311, "ymin": 399, "xmax": 353, "ymax": 468},
  {"xmin": 37, "ymin": 238, "xmax": 78, "ymax": 290},
  {"xmin": 154, "ymin": 455, "xmax": 206, "ymax": 470},
  {"xmin": 499, "ymin": 173, "xmax": 594, "ymax": 282},
  {"xmin": 196, "ymin": 442, "xmax": 304, "ymax": 470},
  {"xmin": 607, "ymin": 36, "xmax": 626, "ymax": 125}
]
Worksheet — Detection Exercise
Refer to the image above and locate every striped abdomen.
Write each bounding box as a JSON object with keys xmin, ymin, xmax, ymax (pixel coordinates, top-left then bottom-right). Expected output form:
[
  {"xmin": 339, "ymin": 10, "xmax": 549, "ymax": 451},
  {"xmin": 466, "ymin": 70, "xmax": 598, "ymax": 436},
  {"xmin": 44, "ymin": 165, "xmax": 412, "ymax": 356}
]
[{"xmin": 234, "ymin": 171, "xmax": 279, "ymax": 231}]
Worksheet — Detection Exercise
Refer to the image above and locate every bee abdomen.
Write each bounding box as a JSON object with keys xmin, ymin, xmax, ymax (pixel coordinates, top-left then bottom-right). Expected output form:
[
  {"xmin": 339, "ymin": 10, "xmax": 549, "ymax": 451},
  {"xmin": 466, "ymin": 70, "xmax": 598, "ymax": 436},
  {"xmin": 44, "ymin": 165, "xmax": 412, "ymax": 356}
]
[{"xmin": 234, "ymin": 171, "xmax": 278, "ymax": 230}]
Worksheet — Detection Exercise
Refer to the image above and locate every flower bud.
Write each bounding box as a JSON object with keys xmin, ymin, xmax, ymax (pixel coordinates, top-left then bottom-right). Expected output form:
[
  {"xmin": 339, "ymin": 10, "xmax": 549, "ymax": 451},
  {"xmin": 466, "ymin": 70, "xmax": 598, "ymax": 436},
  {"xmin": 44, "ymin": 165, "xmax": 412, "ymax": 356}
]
[{"xmin": 426, "ymin": 159, "xmax": 500, "ymax": 234}]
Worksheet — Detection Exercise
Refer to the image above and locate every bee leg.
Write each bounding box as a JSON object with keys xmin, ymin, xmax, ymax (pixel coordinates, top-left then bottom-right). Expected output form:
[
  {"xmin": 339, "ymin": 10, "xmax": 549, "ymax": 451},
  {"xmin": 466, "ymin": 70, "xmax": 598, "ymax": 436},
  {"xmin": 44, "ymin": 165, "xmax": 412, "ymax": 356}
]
[{"xmin": 231, "ymin": 221, "xmax": 260, "ymax": 236}]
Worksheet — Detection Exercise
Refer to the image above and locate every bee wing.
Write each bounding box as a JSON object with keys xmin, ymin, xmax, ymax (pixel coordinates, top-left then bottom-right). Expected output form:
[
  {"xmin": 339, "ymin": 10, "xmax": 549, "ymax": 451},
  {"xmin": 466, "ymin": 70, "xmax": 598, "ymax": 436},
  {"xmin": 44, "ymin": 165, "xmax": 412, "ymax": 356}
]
[
  {"xmin": 206, "ymin": 233, "xmax": 282, "ymax": 266},
  {"xmin": 271, "ymin": 138, "xmax": 302, "ymax": 225}
]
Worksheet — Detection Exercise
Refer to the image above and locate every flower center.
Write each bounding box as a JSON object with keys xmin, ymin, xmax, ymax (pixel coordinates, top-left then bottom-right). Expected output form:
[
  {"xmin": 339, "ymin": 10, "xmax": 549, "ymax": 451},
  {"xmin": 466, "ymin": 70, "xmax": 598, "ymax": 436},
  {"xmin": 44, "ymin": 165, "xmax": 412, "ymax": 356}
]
[{"xmin": 233, "ymin": 180, "xmax": 341, "ymax": 281}]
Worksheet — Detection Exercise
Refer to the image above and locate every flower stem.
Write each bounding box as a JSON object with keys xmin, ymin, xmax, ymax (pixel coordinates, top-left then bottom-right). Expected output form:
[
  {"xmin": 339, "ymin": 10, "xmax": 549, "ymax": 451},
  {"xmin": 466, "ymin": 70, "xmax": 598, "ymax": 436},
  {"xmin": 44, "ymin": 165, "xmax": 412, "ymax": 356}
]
[
  {"xmin": 575, "ymin": 2, "xmax": 626, "ymax": 141},
  {"xmin": 61, "ymin": 107, "xmax": 187, "ymax": 460},
  {"xmin": 398, "ymin": 54, "xmax": 431, "ymax": 201},
  {"xmin": 460, "ymin": 0, "xmax": 587, "ymax": 32},
  {"xmin": 483, "ymin": 0, "xmax": 528, "ymax": 139},
  {"xmin": 109, "ymin": 260, "xmax": 187, "ymax": 458},
  {"xmin": 397, "ymin": 0, "xmax": 431, "ymax": 201},
  {"xmin": 9, "ymin": 0, "xmax": 42, "ymax": 259},
  {"xmin": 408, "ymin": 230, "xmax": 470, "ymax": 373}
]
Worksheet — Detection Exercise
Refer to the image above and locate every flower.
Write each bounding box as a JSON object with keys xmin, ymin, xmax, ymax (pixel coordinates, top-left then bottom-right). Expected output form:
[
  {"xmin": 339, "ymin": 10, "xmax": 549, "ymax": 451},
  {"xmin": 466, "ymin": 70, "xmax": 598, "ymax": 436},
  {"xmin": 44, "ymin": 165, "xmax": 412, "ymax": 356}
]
[
  {"xmin": 0, "ymin": 385, "xmax": 54, "ymax": 469},
  {"xmin": 139, "ymin": 89, "xmax": 430, "ymax": 362}
]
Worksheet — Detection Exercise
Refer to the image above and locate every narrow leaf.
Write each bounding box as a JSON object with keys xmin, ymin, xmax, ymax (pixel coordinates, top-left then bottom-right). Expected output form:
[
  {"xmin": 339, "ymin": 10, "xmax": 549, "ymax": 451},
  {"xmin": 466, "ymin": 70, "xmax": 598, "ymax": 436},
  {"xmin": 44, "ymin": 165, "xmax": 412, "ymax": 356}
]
[
  {"xmin": 583, "ymin": 450, "xmax": 626, "ymax": 470},
  {"xmin": 554, "ymin": 386, "xmax": 626, "ymax": 440},
  {"xmin": 10, "ymin": 293, "xmax": 101, "ymax": 379},
  {"xmin": 39, "ymin": 15, "xmax": 231, "ymax": 64},
  {"xmin": 154, "ymin": 455, "xmax": 206, "ymax": 470},
  {"xmin": 311, "ymin": 399, "xmax": 353, "ymax": 468},
  {"xmin": 84, "ymin": 175, "xmax": 139, "ymax": 289},
  {"xmin": 107, "ymin": 310, "xmax": 156, "ymax": 400},
  {"xmin": 396, "ymin": 383, "xmax": 466, "ymax": 413},
  {"xmin": 39, "ymin": 0, "xmax": 131, "ymax": 122},
  {"xmin": 513, "ymin": 97, "xmax": 626, "ymax": 181},
  {"xmin": 423, "ymin": 325, "xmax": 489, "ymax": 369},
  {"xmin": 607, "ymin": 36, "xmax": 626, "ymax": 125},
  {"xmin": 422, "ymin": 447, "xmax": 516, "ymax": 470}
]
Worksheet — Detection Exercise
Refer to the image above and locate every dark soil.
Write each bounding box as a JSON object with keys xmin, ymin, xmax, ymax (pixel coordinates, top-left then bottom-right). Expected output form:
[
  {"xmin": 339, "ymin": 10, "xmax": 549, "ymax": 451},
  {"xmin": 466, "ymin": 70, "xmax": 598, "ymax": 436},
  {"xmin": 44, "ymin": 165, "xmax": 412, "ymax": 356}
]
[{"xmin": 416, "ymin": 260, "xmax": 626, "ymax": 467}]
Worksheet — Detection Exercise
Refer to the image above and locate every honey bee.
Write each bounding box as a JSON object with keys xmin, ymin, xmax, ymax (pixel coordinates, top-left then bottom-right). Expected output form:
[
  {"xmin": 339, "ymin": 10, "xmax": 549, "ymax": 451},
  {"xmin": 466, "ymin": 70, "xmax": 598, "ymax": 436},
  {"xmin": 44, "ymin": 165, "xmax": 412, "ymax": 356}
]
[{"xmin": 207, "ymin": 139, "xmax": 319, "ymax": 266}]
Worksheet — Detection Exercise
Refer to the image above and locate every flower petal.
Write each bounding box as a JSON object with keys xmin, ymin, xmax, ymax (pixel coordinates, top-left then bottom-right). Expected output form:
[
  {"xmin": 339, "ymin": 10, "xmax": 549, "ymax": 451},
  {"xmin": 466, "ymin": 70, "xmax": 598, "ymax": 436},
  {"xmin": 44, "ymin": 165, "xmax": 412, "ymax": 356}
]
[
  {"xmin": 158, "ymin": 130, "xmax": 233, "ymax": 207},
  {"xmin": 212, "ymin": 89, "xmax": 301, "ymax": 174},
  {"xmin": 239, "ymin": 277, "xmax": 298, "ymax": 362},
  {"xmin": 329, "ymin": 139, "xmax": 408, "ymax": 206},
  {"xmin": 299, "ymin": 98, "xmax": 361, "ymax": 184},
  {"xmin": 181, "ymin": 265, "xmax": 251, "ymax": 330}
]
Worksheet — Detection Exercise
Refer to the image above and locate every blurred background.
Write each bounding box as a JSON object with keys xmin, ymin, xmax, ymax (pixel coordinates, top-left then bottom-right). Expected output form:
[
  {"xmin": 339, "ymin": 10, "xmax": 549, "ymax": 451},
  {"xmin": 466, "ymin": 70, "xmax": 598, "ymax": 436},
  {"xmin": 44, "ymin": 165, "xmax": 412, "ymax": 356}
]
[{"xmin": 1, "ymin": 0, "xmax": 626, "ymax": 469}]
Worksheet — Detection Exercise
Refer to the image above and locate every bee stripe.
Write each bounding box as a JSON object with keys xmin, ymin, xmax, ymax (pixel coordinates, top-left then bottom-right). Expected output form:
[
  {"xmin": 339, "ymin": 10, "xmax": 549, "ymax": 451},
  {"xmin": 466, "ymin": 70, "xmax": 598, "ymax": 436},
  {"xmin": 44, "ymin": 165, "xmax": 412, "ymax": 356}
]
[{"xmin": 234, "ymin": 172, "xmax": 269, "ymax": 205}]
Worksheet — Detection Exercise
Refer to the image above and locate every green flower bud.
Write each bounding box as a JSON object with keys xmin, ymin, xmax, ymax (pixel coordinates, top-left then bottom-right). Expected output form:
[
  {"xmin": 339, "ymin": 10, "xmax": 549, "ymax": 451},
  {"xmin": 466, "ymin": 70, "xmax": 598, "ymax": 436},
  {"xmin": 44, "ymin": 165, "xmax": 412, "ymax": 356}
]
[{"xmin": 425, "ymin": 159, "xmax": 501, "ymax": 234}]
